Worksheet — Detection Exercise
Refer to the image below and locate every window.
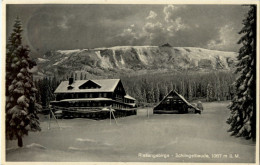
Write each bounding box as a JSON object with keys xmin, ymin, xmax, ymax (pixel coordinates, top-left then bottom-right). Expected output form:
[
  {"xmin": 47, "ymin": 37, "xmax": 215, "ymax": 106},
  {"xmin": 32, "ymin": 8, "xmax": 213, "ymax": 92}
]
[
  {"xmin": 166, "ymin": 99, "xmax": 170, "ymax": 104},
  {"xmin": 104, "ymin": 93, "xmax": 107, "ymax": 97}
]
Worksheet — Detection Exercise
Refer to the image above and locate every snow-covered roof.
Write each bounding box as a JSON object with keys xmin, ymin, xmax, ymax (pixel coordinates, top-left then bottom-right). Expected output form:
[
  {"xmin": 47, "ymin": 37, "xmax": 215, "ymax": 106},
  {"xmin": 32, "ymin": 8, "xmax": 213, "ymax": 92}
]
[
  {"xmin": 124, "ymin": 94, "xmax": 136, "ymax": 100},
  {"xmin": 176, "ymin": 93, "xmax": 191, "ymax": 106},
  {"xmin": 60, "ymin": 98, "xmax": 112, "ymax": 102},
  {"xmin": 54, "ymin": 79, "xmax": 120, "ymax": 93},
  {"xmin": 154, "ymin": 90, "xmax": 198, "ymax": 110}
]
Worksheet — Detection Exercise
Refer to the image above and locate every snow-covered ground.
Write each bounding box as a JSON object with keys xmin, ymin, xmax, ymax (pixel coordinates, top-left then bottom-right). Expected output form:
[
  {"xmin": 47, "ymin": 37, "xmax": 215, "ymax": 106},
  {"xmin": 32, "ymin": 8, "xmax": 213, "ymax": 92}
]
[
  {"xmin": 5, "ymin": 101, "xmax": 255, "ymax": 162},
  {"xmin": 37, "ymin": 58, "xmax": 50, "ymax": 63},
  {"xmin": 57, "ymin": 49, "xmax": 81, "ymax": 55}
]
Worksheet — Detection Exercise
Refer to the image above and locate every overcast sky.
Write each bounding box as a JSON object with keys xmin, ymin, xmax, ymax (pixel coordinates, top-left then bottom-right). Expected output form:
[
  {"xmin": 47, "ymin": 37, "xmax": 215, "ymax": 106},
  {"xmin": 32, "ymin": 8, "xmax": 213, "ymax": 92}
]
[{"xmin": 6, "ymin": 4, "xmax": 249, "ymax": 56}]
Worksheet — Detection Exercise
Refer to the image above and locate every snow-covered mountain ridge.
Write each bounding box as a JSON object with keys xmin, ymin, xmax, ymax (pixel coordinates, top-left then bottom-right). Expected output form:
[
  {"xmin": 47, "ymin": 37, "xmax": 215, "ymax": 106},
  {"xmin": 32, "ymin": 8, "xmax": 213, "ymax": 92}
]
[{"xmin": 36, "ymin": 46, "xmax": 237, "ymax": 78}]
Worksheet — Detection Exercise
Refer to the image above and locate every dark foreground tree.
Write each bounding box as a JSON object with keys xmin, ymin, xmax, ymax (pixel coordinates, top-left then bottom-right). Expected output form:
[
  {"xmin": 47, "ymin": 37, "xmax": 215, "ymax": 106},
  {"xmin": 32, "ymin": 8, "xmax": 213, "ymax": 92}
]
[
  {"xmin": 227, "ymin": 5, "xmax": 256, "ymax": 140},
  {"xmin": 6, "ymin": 18, "xmax": 41, "ymax": 147}
]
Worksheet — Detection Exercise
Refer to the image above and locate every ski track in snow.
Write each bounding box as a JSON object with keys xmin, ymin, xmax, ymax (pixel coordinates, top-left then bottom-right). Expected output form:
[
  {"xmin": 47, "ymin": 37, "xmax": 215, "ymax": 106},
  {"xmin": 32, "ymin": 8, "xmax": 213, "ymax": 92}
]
[
  {"xmin": 119, "ymin": 54, "xmax": 125, "ymax": 66},
  {"xmin": 95, "ymin": 51, "xmax": 113, "ymax": 69},
  {"xmin": 136, "ymin": 48, "xmax": 148, "ymax": 65},
  {"xmin": 76, "ymin": 138, "xmax": 113, "ymax": 146},
  {"xmin": 26, "ymin": 143, "xmax": 47, "ymax": 149},
  {"xmin": 112, "ymin": 50, "xmax": 119, "ymax": 67},
  {"xmin": 76, "ymin": 138, "xmax": 96, "ymax": 143}
]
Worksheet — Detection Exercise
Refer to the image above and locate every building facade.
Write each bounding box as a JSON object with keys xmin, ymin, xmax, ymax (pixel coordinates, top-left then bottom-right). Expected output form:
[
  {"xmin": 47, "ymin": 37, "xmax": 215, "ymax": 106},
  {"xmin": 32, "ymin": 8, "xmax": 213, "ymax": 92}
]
[{"xmin": 50, "ymin": 78, "xmax": 136, "ymax": 118}]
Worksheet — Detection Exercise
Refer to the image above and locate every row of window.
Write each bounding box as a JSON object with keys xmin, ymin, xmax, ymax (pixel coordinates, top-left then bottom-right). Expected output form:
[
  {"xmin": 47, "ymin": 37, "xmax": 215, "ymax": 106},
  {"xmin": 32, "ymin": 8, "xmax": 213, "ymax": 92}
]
[
  {"xmin": 125, "ymin": 100, "xmax": 135, "ymax": 103},
  {"xmin": 58, "ymin": 101, "xmax": 129, "ymax": 109},
  {"xmin": 67, "ymin": 102, "xmax": 107, "ymax": 107},
  {"xmin": 163, "ymin": 99, "xmax": 184, "ymax": 104},
  {"xmin": 113, "ymin": 103, "xmax": 125, "ymax": 109},
  {"xmin": 56, "ymin": 93, "xmax": 135, "ymax": 103},
  {"xmin": 57, "ymin": 93, "xmax": 108, "ymax": 100},
  {"xmin": 79, "ymin": 86, "xmax": 101, "ymax": 89}
]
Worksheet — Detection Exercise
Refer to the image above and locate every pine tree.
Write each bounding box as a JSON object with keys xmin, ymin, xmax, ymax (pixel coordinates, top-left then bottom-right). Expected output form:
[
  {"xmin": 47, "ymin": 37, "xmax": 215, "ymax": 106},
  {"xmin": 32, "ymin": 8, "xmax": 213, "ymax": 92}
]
[
  {"xmin": 6, "ymin": 18, "xmax": 41, "ymax": 147},
  {"xmin": 51, "ymin": 75, "xmax": 59, "ymax": 93},
  {"xmin": 188, "ymin": 81, "xmax": 193, "ymax": 100},
  {"xmin": 181, "ymin": 80, "xmax": 185, "ymax": 96},
  {"xmin": 147, "ymin": 84, "xmax": 155, "ymax": 103},
  {"xmin": 206, "ymin": 83, "xmax": 213, "ymax": 101},
  {"xmin": 6, "ymin": 18, "xmax": 23, "ymax": 95},
  {"xmin": 221, "ymin": 79, "xmax": 229, "ymax": 101},
  {"xmin": 169, "ymin": 82, "xmax": 174, "ymax": 91},
  {"xmin": 154, "ymin": 83, "xmax": 160, "ymax": 103},
  {"xmin": 215, "ymin": 75, "xmax": 221, "ymax": 101},
  {"xmin": 193, "ymin": 82, "xmax": 197, "ymax": 98},
  {"xmin": 80, "ymin": 72, "xmax": 83, "ymax": 80},
  {"xmin": 227, "ymin": 5, "xmax": 256, "ymax": 140},
  {"xmin": 165, "ymin": 85, "xmax": 169, "ymax": 96},
  {"xmin": 34, "ymin": 79, "xmax": 41, "ymax": 103},
  {"xmin": 40, "ymin": 77, "xmax": 52, "ymax": 107},
  {"xmin": 142, "ymin": 88, "xmax": 147, "ymax": 103},
  {"xmin": 134, "ymin": 86, "xmax": 142, "ymax": 104}
]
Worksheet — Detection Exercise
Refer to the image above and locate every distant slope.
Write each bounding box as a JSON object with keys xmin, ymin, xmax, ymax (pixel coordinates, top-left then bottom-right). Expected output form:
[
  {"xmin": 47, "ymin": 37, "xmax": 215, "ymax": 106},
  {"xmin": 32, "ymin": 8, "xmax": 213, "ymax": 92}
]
[{"xmin": 35, "ymin": 46, "xmax": 237, "ymax": 79}]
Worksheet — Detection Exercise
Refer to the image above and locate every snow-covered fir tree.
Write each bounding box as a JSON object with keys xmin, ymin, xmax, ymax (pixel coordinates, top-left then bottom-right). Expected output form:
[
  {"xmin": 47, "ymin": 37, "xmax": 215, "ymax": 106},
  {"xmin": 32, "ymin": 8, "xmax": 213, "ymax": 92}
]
[
  {"xmin": 154, "ymin": 83, "xmax": 160, "ymax": 103},
  {"xmin": 6, "ymin": 17, "xmax": 41, "ymax": 147},
  {"xmin": 188, "ymin": 81, "xmax": 193, "ymax": 100},
  {"xmin": 227, "ymin": 5, "xmax": 256, "ymax": 140}
]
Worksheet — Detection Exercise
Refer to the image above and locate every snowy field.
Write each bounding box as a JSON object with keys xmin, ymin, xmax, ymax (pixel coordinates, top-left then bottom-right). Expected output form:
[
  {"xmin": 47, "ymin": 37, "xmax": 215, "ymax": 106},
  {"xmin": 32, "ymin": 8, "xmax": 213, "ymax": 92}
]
[{"xmin": 6, "ymin": 101, "xmax": 255, "ymax": 163}]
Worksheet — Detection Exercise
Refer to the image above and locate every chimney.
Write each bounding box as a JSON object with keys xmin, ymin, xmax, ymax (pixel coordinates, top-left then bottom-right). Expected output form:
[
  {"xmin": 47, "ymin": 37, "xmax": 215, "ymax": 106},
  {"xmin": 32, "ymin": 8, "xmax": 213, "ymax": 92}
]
[{"xmin": 69, "ymin": 77, "xmax": 74, "ymax": 85}]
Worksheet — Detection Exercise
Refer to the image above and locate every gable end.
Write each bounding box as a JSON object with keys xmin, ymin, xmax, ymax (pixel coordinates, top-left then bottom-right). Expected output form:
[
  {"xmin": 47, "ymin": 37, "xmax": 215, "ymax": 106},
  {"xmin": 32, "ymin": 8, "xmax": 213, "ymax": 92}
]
[{"xmin": 79, "ymin": 80, "xmax": 101, "ymax": 89}]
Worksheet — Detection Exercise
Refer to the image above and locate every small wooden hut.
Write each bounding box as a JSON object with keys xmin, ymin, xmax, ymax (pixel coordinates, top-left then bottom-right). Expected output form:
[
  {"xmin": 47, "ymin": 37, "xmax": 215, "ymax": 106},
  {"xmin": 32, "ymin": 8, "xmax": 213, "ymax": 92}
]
[{"xmin": 153, "ymin": 90, "xmax": 197, "ymax": 114}]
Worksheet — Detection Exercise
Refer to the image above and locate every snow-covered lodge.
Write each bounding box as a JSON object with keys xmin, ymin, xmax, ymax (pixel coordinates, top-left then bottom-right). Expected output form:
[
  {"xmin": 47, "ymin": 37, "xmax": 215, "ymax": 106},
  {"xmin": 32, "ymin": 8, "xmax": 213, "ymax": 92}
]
[
  {"xmin": 153, "ymin": 90, "xmax": 197, "ymax": 114},
  {"xmin": 50, "ymin": 78, "xmax": 136, "ymax": 118}
]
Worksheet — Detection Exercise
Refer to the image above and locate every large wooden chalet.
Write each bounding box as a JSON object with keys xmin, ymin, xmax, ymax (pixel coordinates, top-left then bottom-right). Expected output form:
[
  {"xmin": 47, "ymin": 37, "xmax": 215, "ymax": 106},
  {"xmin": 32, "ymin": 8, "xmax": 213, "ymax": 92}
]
[
  {"xmin": 50, "ymin": 78, "xmax": 136, "ymax": 118},
  {"xmin": 153, "ymin": 90, "xmax": 197, "ymax": 114}
]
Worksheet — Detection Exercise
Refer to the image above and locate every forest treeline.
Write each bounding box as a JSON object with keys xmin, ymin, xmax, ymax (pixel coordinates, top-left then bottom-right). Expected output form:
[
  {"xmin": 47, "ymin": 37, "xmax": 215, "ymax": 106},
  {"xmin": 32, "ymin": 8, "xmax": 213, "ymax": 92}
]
[
  {"xmin": 121, "ymin": 71, "xmax": 235, "ymax": 106},
  {"xmin": 35, "ymin": 71, "xmax": 236, "ymax": 107}
]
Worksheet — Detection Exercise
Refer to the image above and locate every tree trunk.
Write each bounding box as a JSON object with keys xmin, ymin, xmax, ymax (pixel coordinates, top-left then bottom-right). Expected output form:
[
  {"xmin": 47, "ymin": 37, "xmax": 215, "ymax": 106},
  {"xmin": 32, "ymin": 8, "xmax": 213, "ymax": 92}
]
[{"xmin": 17, "ymin": 136, "xmax": 23, "ymax": 147}]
